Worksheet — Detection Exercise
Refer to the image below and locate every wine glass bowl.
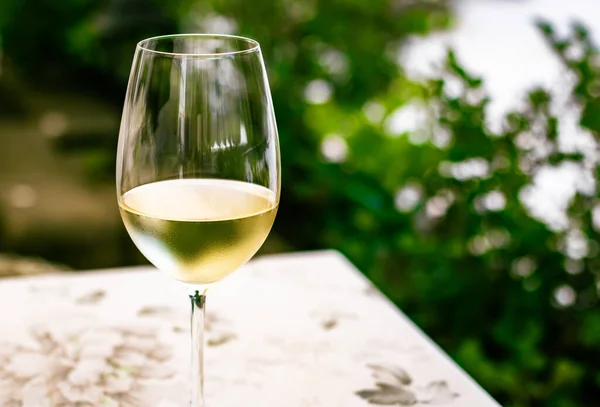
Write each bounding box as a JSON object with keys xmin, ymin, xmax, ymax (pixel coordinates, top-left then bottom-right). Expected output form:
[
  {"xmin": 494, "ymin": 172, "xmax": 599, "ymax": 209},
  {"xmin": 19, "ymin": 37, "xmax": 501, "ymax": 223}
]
[{"xmin": 116, "ymin": 34, "xmax": 280, "ymax": 406}]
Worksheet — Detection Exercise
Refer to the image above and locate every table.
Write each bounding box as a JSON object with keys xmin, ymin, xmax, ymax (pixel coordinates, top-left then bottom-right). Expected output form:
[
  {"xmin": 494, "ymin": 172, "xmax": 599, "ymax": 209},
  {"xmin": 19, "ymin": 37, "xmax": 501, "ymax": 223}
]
[{"xmin": 0, "ymin": 250, "xmax": 501, "ymax": 407}]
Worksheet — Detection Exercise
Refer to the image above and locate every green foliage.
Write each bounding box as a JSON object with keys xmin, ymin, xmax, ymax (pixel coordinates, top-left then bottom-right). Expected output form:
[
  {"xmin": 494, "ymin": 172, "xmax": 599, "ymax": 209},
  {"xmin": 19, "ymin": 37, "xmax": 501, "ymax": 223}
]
[
  {"xmin": 348, "ymin": 23, "xmax": 600, "ymax": 406},
  {"xmin": 1, "ymin": 1, "xmax": 599, "ymax": 406}
]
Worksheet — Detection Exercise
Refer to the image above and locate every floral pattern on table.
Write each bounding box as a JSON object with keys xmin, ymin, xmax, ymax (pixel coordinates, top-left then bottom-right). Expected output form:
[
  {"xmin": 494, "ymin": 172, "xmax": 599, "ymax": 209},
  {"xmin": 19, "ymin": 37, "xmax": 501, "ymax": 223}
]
[
  {"xmin": 356, "ymin": 364, "xmax": 460, "ymax": 405},
  {"xmin": 0, "ymin": 324, "xmax": 178, "ymax": 406}
]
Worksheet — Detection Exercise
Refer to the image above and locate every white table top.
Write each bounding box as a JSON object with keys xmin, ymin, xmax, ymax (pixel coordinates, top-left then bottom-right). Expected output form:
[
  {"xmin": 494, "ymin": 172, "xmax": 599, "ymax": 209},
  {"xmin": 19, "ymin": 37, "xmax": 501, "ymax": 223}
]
[{"xmin": 0, "ymin": 250, "xmax": 501, "ymax": 407}]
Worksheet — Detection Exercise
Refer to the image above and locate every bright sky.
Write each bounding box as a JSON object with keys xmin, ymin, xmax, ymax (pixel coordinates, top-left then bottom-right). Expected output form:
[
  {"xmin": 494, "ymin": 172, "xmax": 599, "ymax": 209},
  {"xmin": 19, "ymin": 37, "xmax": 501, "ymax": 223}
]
[
  {"xmin": 403, "ymin": 0, "xmax": 600, "ymax": 113},
  {"xmin": 400, "ymin": 0, "xmax": 600, "ymax": 229}
]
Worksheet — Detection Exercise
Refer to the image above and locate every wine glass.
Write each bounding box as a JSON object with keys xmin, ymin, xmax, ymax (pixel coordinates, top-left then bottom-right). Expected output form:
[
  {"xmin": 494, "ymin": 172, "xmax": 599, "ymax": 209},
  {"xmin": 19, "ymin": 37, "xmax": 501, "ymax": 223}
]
[{"xmin": 116, "ymin": 34, "xmax": 280, "ymax": 407}]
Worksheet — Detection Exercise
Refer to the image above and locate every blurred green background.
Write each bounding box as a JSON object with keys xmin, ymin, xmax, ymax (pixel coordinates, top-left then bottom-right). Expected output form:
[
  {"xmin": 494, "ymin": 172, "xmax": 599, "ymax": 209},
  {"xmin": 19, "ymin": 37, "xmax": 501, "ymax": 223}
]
[{"xmin": 1, "ymin": 0, "xmax": 599, "ymax": 406}]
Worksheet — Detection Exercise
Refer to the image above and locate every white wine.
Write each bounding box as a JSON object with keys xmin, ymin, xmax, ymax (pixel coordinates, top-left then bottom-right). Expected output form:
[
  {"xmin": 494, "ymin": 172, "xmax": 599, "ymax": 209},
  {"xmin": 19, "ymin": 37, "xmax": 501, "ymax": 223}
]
[{"xmin": 119, "ymin": 179, "xmax": 278, "ymax": 284}]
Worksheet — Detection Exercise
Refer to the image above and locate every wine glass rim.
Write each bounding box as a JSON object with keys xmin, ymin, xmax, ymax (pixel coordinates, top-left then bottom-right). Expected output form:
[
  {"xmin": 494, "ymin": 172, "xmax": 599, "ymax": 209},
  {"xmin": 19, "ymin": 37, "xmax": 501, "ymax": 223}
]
[{"xmin": 136, "ymin": 33, "xmax": 261, "ymax": 58}]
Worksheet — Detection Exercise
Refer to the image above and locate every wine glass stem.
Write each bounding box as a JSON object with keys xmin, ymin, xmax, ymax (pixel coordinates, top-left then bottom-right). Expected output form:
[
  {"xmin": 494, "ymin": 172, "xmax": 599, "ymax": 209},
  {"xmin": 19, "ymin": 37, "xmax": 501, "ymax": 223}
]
[{"xmin": 190, "ymin": 290, "xmax": 206, "ymax": 407}]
